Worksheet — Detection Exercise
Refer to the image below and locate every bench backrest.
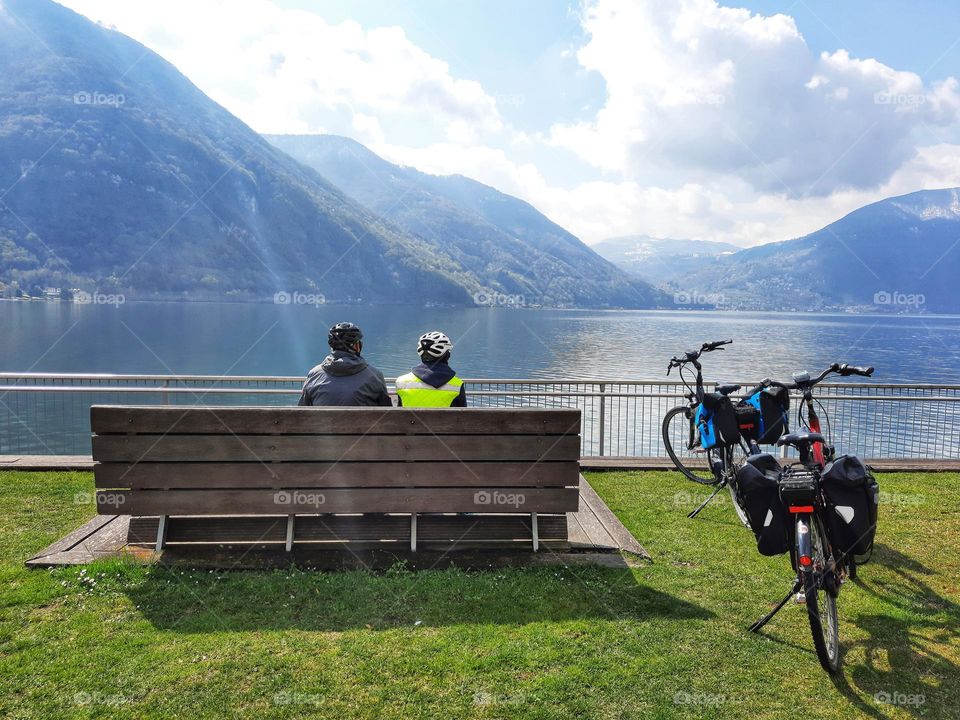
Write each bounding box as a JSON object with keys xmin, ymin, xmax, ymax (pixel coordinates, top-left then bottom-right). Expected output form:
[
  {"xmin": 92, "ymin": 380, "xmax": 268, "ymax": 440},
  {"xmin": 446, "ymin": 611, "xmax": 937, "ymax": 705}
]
[{"xmin": 92, "ymin": 406, "xmax": 582, "ymax": 516}]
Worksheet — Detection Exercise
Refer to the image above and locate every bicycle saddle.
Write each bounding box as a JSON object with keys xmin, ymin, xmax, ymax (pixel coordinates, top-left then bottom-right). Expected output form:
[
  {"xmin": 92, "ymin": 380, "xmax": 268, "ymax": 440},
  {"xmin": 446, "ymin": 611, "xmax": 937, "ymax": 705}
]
[
  {"xmin": 716, "ymin": 383, "xmax": 741, "ymax": 396},
  {"xmin": 777, "ymin": 431, "xmax": 826, "ymax": 448}
]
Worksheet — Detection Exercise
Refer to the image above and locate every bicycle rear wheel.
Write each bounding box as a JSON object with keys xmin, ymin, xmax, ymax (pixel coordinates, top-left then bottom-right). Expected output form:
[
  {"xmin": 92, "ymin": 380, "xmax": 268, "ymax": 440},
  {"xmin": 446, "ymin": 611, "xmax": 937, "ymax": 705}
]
[
  {"xmin": 723, "ymin": 444, "xmax": 752, "ymax": 528},
  {"xmin": 662, "ymin": 406, "xmax": 717, "ymax": 485},
  {"xmin": 804, "ymin": 516, "xmax": 841, "ymax": 674}
]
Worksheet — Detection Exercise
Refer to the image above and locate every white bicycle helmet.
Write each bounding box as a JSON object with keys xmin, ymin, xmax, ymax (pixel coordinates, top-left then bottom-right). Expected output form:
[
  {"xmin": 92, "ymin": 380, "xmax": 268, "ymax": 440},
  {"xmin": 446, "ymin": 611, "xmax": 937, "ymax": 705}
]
[{"xmin": 417, "ymin": 331, "xmax": 453, "ymax": 359}]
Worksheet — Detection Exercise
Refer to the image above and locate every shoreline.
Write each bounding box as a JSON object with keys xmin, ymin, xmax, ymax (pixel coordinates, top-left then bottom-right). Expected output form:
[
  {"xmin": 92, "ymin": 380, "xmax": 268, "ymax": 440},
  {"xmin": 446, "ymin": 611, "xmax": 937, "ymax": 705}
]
[{"xmin": 0, "ymin": 296, "xmax": 951, "ymax": 317}]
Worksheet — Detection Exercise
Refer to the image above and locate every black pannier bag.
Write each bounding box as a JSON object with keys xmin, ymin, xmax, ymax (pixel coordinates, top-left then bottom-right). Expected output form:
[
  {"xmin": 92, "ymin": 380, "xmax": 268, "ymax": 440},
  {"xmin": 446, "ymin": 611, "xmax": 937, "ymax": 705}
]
[
  {"xmin": 699, "ymin": 391, "xmax": 740, "ymax": 449},
  {"xmin": 821, "ymin": 455, "xmax": 879, "ymax": 559},
  {"xmin": 735, "ymin": 403, "xmax": 761, "ymax": 442},
  {"xmin": 736, "ymin": 453, "xmax": 789, "ymax": 555}
]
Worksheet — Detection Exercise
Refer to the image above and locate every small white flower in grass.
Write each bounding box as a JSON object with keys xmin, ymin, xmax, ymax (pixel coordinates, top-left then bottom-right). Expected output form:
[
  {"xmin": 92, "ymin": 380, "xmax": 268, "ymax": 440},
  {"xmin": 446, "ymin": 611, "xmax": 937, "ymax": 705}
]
[{"xmin": 414, "ymin": 620, "xmax": 423, "ymax": 626}]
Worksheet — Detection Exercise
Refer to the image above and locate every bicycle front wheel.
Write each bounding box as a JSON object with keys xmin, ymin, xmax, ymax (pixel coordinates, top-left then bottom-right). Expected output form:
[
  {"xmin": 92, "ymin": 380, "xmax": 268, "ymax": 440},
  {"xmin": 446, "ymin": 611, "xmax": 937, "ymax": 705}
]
[
  {"xmin": 804, "ymin": 516, "xmax": 841, "ymax": 674},
  {"xmin": 662, "ymin": 406, "xmax": 717, "ymax": 485}
]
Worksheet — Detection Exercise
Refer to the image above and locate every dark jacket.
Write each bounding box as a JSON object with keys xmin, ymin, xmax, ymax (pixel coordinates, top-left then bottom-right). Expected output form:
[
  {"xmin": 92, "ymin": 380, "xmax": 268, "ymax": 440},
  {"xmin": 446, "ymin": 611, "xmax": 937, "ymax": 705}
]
[
  {"xmin": 396, "ymin": 360, "xmax": 467, "ymax": 407},
  {"xmin": 298, "ymin": 351, "xmax": 392, "ymax": 407}
]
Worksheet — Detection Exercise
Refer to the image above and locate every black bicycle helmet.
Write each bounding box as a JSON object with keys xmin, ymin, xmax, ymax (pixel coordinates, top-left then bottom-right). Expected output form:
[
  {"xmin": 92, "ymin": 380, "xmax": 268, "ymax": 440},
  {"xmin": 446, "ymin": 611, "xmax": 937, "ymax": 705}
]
[{"xmin": 328, "ymin": 322, "xmax": 364, "ymax": 351}]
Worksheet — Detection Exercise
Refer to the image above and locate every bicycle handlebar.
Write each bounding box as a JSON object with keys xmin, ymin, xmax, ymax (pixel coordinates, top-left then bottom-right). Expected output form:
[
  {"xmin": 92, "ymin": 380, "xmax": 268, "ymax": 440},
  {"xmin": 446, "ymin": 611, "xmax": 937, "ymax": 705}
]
[
  {"xmin": 759, "ymin": 363, "xmax": 875, "ymax": 391},
  {"xmin": 666, "ymin": 339, "xmax": 732, "ymax": 374},
  {"xmin": 836, "ymin": 363, "xmax": 874, "ymax": 378}
]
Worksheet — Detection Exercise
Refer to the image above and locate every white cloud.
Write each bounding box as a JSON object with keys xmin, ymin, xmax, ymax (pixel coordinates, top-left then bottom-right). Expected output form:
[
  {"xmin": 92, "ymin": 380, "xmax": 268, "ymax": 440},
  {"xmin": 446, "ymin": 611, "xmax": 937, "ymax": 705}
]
[
  {"xmin": 55, "ymin": 0, "xmax": 960, "ymax": 249},
  {"xmin": 551, "ymin": 0, "xmax": 960, "ymax": 197},
  {"xmin": 380, "ymin": 140, "xmax": 960, "ymax": 246},
  {"xmin": 58, "ymin": 0, "xmax": 502, "ymax": 139}
]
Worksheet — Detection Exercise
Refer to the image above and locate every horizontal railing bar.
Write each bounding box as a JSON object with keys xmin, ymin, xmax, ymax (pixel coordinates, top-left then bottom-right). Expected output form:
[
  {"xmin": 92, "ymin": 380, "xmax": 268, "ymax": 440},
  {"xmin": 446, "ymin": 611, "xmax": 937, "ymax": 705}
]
[
  {"xmin": 0, "ymin": 386, "xmax": 301, "ymax": 394},
  {"xmin": 1, "ymin": 385, "xmax": 958, "ymax": 402},
  {"xmin": 1, "ymin": 372, "xmax": 957, "ymax": 391},
  {"xmin": 0, "ymin": 373, "xmax": 300, "ymax": 383}
]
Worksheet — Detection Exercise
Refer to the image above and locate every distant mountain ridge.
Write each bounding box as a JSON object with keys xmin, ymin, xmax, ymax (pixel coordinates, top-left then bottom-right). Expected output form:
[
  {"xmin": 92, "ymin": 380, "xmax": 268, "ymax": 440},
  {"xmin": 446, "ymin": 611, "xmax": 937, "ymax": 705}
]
[
  {"xmin": 0, "ymin": 0, "xmax": 662, "ymax": 308},
  {"xmin": 592, "ymin": 235, "xmax": 739, "ymax": 284},
  {"xmin": 0, "ymin": 0, "xmax": 482, "ymax": 303},
  {"xmin": 670, "ymin": 188, "xmax": 960, "ymax": 312},
  {"xmin": 266, "ymin": 134, "xmax": 665, "ymax": 308}
]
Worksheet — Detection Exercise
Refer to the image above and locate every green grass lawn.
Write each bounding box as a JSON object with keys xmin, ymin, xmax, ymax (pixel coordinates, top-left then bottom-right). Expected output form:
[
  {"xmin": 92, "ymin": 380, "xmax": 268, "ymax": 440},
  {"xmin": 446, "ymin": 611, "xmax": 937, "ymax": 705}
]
[{"xmin": 1, "ymin": 470, "xmax": 957, "ymax": 719}]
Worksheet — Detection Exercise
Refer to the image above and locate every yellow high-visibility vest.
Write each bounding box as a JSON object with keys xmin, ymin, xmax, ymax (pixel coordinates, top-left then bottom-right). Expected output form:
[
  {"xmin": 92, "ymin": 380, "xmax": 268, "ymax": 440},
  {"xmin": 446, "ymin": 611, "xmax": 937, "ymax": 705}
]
[{"xmin": 395, "ymin": 372, "xmax": 463, "ymax": 407}]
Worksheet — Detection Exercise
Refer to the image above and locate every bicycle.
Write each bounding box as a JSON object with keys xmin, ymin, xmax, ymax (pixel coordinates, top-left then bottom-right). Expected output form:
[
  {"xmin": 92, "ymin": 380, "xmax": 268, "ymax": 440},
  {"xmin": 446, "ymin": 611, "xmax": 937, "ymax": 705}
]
[
  {"xmin": 747, "ymin": 362, "xmax": 875, "ymax": 674},
  {"xmin": 661, "ymin": 340, "xmax": 753, "ymax": 526}
]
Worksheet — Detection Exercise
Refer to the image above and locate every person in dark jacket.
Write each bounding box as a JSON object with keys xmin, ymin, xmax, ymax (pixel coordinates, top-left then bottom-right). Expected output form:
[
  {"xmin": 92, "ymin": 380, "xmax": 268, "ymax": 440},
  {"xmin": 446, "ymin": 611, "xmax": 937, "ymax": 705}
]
[
  {"xmin": 298, "ymin": 322, "xmax": 392, "ymax": 407},
  {"xmin": 395, "ymin": 331, "xmax": 467, "ymax": 407}
]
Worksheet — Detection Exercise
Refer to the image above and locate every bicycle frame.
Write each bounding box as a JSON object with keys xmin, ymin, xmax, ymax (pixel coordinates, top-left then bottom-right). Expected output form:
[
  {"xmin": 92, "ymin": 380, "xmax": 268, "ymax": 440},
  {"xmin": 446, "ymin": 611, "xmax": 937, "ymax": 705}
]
[{"xmin": 799, "ymin": 392, "xmax": 830, "ymax": 468}]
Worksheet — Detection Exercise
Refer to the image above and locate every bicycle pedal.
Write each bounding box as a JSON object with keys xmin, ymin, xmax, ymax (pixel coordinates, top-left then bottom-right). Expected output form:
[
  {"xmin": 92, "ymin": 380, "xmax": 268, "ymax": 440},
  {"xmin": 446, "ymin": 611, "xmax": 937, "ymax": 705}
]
[{"xmin": 793, "ymin": 592, "xmax": 806, "ymax": 605}]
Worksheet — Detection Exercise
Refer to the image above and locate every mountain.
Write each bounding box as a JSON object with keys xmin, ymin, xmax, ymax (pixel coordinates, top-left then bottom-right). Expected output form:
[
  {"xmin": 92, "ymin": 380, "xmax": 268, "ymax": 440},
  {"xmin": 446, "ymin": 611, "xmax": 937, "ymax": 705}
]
[
  {"xmin": 672, "ymin": 188, "xmax": 960, "ymax": 312},
  {"xmin": 265, "ymin": 134, "xmax": 665, "ymax": 308},
  {"xmin": 592, "ymin": 235, "xmax": 739, "ymax": 284},
  {"xmin": 3, "ymin": 0, "xmax": 630, "ymax": 307}
]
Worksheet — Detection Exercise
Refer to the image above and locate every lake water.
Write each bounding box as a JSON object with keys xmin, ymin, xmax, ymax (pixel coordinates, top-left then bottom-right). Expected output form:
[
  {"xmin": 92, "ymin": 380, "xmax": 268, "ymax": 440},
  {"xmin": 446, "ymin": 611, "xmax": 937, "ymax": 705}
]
[
  {"xmin": 3, "ymin": 301, "xmax": 960, "ymax": 383},
  {"xmin": 3, "ymin": 302, "xmax": 958, "ymax": 456}
]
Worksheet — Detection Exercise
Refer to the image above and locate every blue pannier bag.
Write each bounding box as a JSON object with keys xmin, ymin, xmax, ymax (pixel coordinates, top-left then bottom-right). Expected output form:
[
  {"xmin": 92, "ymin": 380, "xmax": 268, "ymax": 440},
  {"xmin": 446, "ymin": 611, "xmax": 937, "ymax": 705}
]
[
  {"xmin": 740, "ymin": 385, "xmax": 790, "ymax": 445},
  {"xmin": 696, "ymin": 391, "xmax": 740, "ymax": 449}
]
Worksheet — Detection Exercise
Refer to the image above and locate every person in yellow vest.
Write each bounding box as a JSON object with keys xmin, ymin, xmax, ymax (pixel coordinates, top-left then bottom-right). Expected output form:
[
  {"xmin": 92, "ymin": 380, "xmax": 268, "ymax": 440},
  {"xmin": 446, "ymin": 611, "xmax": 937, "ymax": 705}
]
[{"xmin": 395, "ymin": 331, "xmax": 467, "ymax": 407}]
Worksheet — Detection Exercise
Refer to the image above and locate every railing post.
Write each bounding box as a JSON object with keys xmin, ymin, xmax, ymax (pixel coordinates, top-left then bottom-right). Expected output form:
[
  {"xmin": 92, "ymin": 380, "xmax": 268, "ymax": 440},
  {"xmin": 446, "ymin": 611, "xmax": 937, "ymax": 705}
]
[
  {"xmin": 161, "ymin": 379, "xmax": 170, "ymax": 406},
  {"xmin": 598, "ymin": 383, "xmax": 606, "ymax": 457}
]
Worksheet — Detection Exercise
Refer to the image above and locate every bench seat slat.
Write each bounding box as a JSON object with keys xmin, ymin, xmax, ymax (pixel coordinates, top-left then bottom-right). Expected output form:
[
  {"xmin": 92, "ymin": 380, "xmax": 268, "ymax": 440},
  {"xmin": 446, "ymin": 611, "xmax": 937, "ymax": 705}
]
[
  {"xmin": 97, "ymin": 487, "xmax": 580, "ymax": 515},
  {"xmin": 91, "ymin": 406, "xmax": 582, "ymax": 436},
  {"xmin": 92, "ymin": 434, "xmax": 580, "ymax": 463},
  {"xmin": 95, "ymin": 461, "xmax": 579, "ymax": 489}
]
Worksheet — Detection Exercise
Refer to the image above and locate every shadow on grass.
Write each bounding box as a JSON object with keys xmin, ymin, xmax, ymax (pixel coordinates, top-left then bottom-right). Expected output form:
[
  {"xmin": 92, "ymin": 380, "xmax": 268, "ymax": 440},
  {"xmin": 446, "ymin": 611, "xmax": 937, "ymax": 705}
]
[
  {"xmin": 834, "ymin": 543, "xmax": 960, "ymax": 718},
  {"xmin": 121, "ymin": 559, "xmax": 713, "ymax": 633}
]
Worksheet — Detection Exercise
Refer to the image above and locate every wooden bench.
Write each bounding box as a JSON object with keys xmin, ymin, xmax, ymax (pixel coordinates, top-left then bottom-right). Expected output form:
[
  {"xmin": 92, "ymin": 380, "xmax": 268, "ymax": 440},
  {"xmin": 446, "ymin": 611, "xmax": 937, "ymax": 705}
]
[{"xmin": 91, "ymin": 406, "xmax": 582, "ymax": 553}]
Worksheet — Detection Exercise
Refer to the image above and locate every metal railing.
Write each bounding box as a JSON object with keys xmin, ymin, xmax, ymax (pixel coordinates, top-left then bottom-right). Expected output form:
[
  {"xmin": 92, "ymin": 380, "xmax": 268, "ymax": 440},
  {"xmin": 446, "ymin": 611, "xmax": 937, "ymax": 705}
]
[{"xmin": 1, "ymin": 373, "xmax": 958, "ymax": 458}]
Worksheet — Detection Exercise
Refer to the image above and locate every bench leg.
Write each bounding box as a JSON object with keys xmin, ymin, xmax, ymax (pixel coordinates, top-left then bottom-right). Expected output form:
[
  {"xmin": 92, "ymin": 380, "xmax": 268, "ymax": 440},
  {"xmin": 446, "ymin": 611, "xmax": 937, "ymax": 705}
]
[
  {"xmin": 410, "ymin": 513, "xmax": 418, "ymax": 552},
  {"xmin": 155, "ymin": 515, "xmax": 167, "ymax": 552},
  {"xmin": 531, "ymin": 512, "xmax": 539, "ymax": 552},
  {"xmin": 286, "ymin": 515, "xmax": 295, "ymax": 552}
]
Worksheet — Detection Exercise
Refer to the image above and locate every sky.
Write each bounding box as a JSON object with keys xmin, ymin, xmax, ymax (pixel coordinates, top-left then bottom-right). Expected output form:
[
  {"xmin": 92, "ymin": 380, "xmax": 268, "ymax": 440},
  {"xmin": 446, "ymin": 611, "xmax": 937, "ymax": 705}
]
[{"xmin": 57, "ymin": 0, "xmax": 960, "ymax": 247}]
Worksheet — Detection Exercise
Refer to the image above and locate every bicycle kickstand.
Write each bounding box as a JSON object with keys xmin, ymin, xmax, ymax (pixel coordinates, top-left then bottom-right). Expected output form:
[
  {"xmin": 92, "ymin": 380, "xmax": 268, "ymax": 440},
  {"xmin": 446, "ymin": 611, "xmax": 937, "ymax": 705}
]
[
  {"xmin": 748, "ymin": 577, "xmax": 804, "ymax": 633},
  {"xmin": 687, "ymin": 481, "xmax": 727, "ymax": 519}
]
